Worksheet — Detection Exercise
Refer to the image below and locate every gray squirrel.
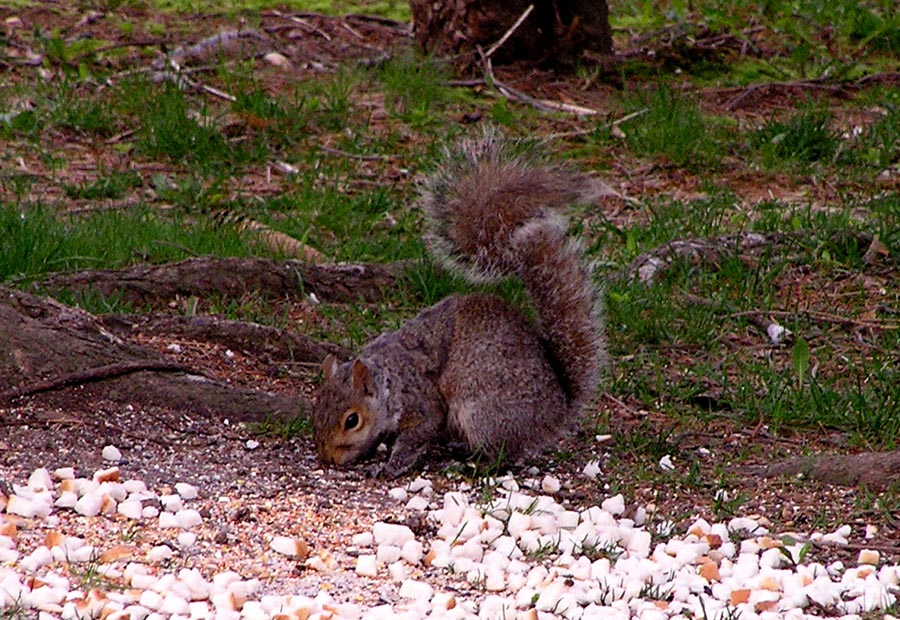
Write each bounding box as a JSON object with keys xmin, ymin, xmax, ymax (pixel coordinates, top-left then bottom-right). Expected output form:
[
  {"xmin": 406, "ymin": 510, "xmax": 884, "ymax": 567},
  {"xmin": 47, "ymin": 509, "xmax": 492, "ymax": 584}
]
[{"xmin": 312, "ymin": 129, "xmax": 606, "ymax": 477}]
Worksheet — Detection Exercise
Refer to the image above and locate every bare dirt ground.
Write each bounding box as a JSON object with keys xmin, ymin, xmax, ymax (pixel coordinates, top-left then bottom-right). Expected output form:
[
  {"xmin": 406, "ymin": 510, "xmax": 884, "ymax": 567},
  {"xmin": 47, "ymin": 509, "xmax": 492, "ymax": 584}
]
[{"xmin": 1, "ymin": 5, "xmax": 899, "ymax": 606}]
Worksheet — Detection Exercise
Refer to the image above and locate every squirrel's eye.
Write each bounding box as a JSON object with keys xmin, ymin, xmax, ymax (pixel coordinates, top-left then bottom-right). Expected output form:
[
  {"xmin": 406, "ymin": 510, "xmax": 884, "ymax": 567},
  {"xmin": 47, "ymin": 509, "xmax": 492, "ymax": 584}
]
[{"xmin": 344, "ymin": 411, "xmax": 360, "ymax": 431}]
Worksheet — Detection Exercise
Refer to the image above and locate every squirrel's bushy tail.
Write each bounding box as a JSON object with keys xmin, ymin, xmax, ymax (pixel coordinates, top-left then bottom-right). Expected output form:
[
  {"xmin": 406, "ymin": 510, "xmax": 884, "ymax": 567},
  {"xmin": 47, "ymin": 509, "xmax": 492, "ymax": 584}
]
[{"xmin": 421, "ymin": 129, "xmax": 605, "ymax": 409}]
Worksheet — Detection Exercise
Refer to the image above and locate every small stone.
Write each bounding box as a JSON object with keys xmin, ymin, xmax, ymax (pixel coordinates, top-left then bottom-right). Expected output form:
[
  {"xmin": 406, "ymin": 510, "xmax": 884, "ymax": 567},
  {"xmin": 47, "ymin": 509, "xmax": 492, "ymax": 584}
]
[
  {"xmin": 400, "ymin": 540, "xmax": 423, "ymax": 565},
  {"xmin": 398, "ymin": 579, "xmax": 433, "ymax": 601},
  {"xmin": 387, "ymin": 487, "xmax": 408, "ymax": 502},
  {"xmin": 73, "ymin": 494, "xmax": 104, "ymax": 517},
  {"xmin": 117, "ymin": 499, "xmax": 143, "ymax": 520},
  {"xmin": 659, "ymin": 455, "xmax": 675, "ymax": 471},
  {"xmin": 175, "ymin": 483, "xmax": 198, "ymax": 500},
  {"xmin": 28, "ymin": 468, "xmax": 53, "ymax": 491},
  {"xmin": 858, "ymin": 549, "xmax": 880, "ymax": 565},
  {"xmin": 582, "ymin": 460, "xmax": 602, "ymax": 479},
  {"xmin": 730, "ymin": 589, "xmax": 751, "ymax": 605},
  {"xmin": 372, "ymin": 522, "xmax": 414, "ymax": 546},
  {"xmin": 174, "ymin": 509, "xmax": 203, "ymax": 529},
  {"xmin": 148, "ymin": 545, "xmax": 174, "ymax": 562},
  {"xmin": 102, "ymin": 445, "xmax": 123, "ymax": 462},
  {"xmin": 601, "ymin": 494, "xmax": 625, "ymax": 516},
  {"xmin": 406, "ymin": 477, "xmax": 431, "ymax": 494},
  {"xmin": 270, "ymin": 536, "xmax": 309, "ymax": 559},
  {"xmin": 52, "ymin": 467, "xmax": 75, "ymax": 480},
  {"xmin": 355, "ymin": 555, "xmax": 378, "ymax": 577},
  {"xmin": 93, "ymin": 467, "xmax": 121, "ymax": 483},
  {"xmin": 540, "ymin": 475, "xmax": 561, "ymax": 494},
  {"xmin": 376, "ymin": 544, "xmax": 401, "ymax": 564},
  {"xmin": 699, "ymin": 561, "xmax": 720, "ymax": 582},
  {"xmin": 405, "ymin": 495, "xmax": 430, "ymax": 511},
  {"xmin": 263, "ymin": 51, "xmax": 291, "ymax": 69},
  {"xmin": 245, "ymin": 440, "xmax": 260, "ymax": 450},
  {"xmin": 177, "ymin": 532, "xmax": 198, "ymax": 548},
  {"xmin": 7, "ymin": 495, "xmax": 51, "ymax": 518},
  {"xmin": 351, "ymin": 532, "xmax": 373, "ymax": 547}
]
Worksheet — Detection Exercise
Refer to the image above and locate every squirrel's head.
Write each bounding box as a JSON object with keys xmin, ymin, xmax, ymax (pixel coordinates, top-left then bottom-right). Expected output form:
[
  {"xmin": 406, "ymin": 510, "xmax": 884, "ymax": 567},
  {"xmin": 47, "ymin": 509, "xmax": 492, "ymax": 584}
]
[{"xmin": 312, "ymin": 354, "xmax": 396, "ymax": 468}]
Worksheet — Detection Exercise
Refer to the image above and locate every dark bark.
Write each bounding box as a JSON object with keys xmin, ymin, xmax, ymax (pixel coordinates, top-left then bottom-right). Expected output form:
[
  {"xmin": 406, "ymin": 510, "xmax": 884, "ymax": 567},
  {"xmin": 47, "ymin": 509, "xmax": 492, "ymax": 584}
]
[
  {"xmin": 410, "ymin": 0, "xmax": 612, "ymax": 67},
  {"xmin": 35, "ymin": 256, "xmax": 408, "ymax": 306}
]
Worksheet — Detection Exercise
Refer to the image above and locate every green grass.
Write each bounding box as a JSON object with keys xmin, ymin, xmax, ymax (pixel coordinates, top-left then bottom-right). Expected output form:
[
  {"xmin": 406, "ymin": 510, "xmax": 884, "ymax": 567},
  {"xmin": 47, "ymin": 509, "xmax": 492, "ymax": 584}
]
[
  {"xmin": 618, "ymin": 84, "xmax": 728, "ymax": 169},
  {"xmin": 752, "ymin": 106, "xmax": 839, "ymax": 167},
  {"xmin": 0, "ymin": 204, "xmax": 253, "ymax": 284}
]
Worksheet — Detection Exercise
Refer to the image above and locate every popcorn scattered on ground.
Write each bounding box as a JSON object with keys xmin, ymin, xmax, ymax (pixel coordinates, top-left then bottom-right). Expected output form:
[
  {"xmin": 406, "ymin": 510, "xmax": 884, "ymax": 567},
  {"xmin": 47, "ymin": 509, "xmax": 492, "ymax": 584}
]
[{"xmin": 0, "ymin": 463, "xmax": 897, "ymax": 620}]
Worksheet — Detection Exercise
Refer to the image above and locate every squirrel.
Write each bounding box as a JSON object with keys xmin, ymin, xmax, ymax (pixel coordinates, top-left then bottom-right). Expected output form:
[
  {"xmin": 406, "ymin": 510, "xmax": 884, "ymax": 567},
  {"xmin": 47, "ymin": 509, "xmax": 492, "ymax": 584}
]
[{"xmin": 312, "ymin": 129, "xmax": 606, "ymax": 478}]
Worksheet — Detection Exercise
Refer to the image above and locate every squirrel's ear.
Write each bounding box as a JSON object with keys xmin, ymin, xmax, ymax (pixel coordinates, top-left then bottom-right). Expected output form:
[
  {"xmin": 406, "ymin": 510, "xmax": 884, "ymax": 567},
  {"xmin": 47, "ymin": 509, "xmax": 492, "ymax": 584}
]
[
  {"xmin": 322, "ymin": 354, "xmax": 339, "ymax": 380},
  {"xmin": 350, "ymin": 359, "xmax": 374, "ymax": 396}
]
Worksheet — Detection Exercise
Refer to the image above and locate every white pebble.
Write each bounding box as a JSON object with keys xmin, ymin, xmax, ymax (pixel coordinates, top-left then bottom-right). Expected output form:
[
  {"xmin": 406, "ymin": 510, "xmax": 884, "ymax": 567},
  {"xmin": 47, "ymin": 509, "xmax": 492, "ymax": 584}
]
[
  {"xmin": 355, "ymin": 555, "xmax": 378, "ymax": 577},
  {"xmin": 53, "ymin": 467, "xmax": 76, "ymax": 480},
  {"xmin": 28, "ymin": 468, "xmax": 54, "ymax": 492},
  {"xmin": 659, "ymin": 455, "xmax": 675, "ymax": 471},
  {"xmin": 177, "ymin": 532, "xmax": 198, "ymax": 548},
  {"xmin": 507, "ymin": 511, "xmax": 532, "ymax": 539},
  {"xmin": 117, "ymin": 499, "xmax": 144, "ymax": 520},
  {"xmin": 405, "ymin": 495, "xmax": 430, "ymax": 511},
  {"xmin": 373, "ymin": 522, "xmax": 415, "ymax": 546},
  {"xmin": 175, "ymin": 509, "xmax": 203, "ymax": 529},
  {"xmin": 159, "ymin": 494, "xmax": 183, "ymax": 512},
  {"xmin": 388, "ymin": 561, "xmax": 407, "ymax": 582},
  {"xmin": 376, "ymin": 544, "xmax": 402, "ymax": 564},
  {"xmin": 148, "ymin": 545, "xmax": 173, "ymax": 563},
  {"xmin": 541, "ymin": 475, "xmax": 561, "ymax": 494},
  {"xmin": 406, "ymin": 477, "xmax": 431, "ymax": 494},
  {"xmin": 102, "ymin": 445, "xmax": 123, "ymax": 462},
  {"xmin": 582, "ymin": 460, "xmax": 602, "ymax": 479},
  {"xmin": 400, "ymin": 540, "xmax": 424, "ymax": 565},
  {"xmin": 245, "ymin": 440, "xmax": 260, "ymax": 450},
  {"xmin": 352, "ymin": 532, "xmax": 374, "ymax": 547},
  {"xmin": 398, "ymin": 579, "xmax": 433, "ymax": 601},
  {"xmin": 7, "ymin": 494, "xmax": 51, "ymax": 518},
  {"xmin": 73, "ymin": 493, "xmax": 104, "ymax": 517},
  {"xmin": 601, "ymin": 494, "xmax": 626, "ymax": 516},
  {"xmin": 270, "ymin": 536, "xmax": 306, "ymax": 558},
  {"xmin": 387, "ymin": 487, "xmax": 408, "ymax": 502},
  {"xmin": 175, "ymin": 483, "xmax": 198, "ymax": 500}
]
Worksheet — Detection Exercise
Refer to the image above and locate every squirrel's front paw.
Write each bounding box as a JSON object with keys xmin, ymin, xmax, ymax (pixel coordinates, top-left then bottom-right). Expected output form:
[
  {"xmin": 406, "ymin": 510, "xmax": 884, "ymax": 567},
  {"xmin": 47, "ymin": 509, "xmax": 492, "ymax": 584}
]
[{"xmin": 364, "ymin": 462, "xmax": 387, "ymax": 478}]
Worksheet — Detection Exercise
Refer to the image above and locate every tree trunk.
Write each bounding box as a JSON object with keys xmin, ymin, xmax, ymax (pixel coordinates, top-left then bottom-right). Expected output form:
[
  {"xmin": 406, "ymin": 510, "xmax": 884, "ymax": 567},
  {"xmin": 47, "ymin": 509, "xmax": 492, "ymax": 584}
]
[{"xmin": 410, "ymin": 0, "xmax": 612, "ymax": 67}]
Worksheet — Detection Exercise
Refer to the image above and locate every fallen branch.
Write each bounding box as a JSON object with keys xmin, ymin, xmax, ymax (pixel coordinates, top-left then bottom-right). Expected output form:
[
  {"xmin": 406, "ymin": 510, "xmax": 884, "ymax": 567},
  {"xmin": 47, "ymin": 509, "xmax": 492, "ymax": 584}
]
[
  {"xmin": 684, "ymin": 294, "xmax": 792, "ymax": 346},
  {"xmin": 619, "ymin": 230, "xmax": 876, "ymax": 285},
  {"xmin": 481, "ymin": 56, "xmax": 601, "ymax": 117},
  {"xmin": 151, "ymin": 29, "xmax": 271, "ymax": 71},
  {"xmin": 725, "ymin": 78, "xmax": 843, "ymax": 111},
  {"xmin": 0, "ymin": 360, "xmax": 191, "ymax": 404}
]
